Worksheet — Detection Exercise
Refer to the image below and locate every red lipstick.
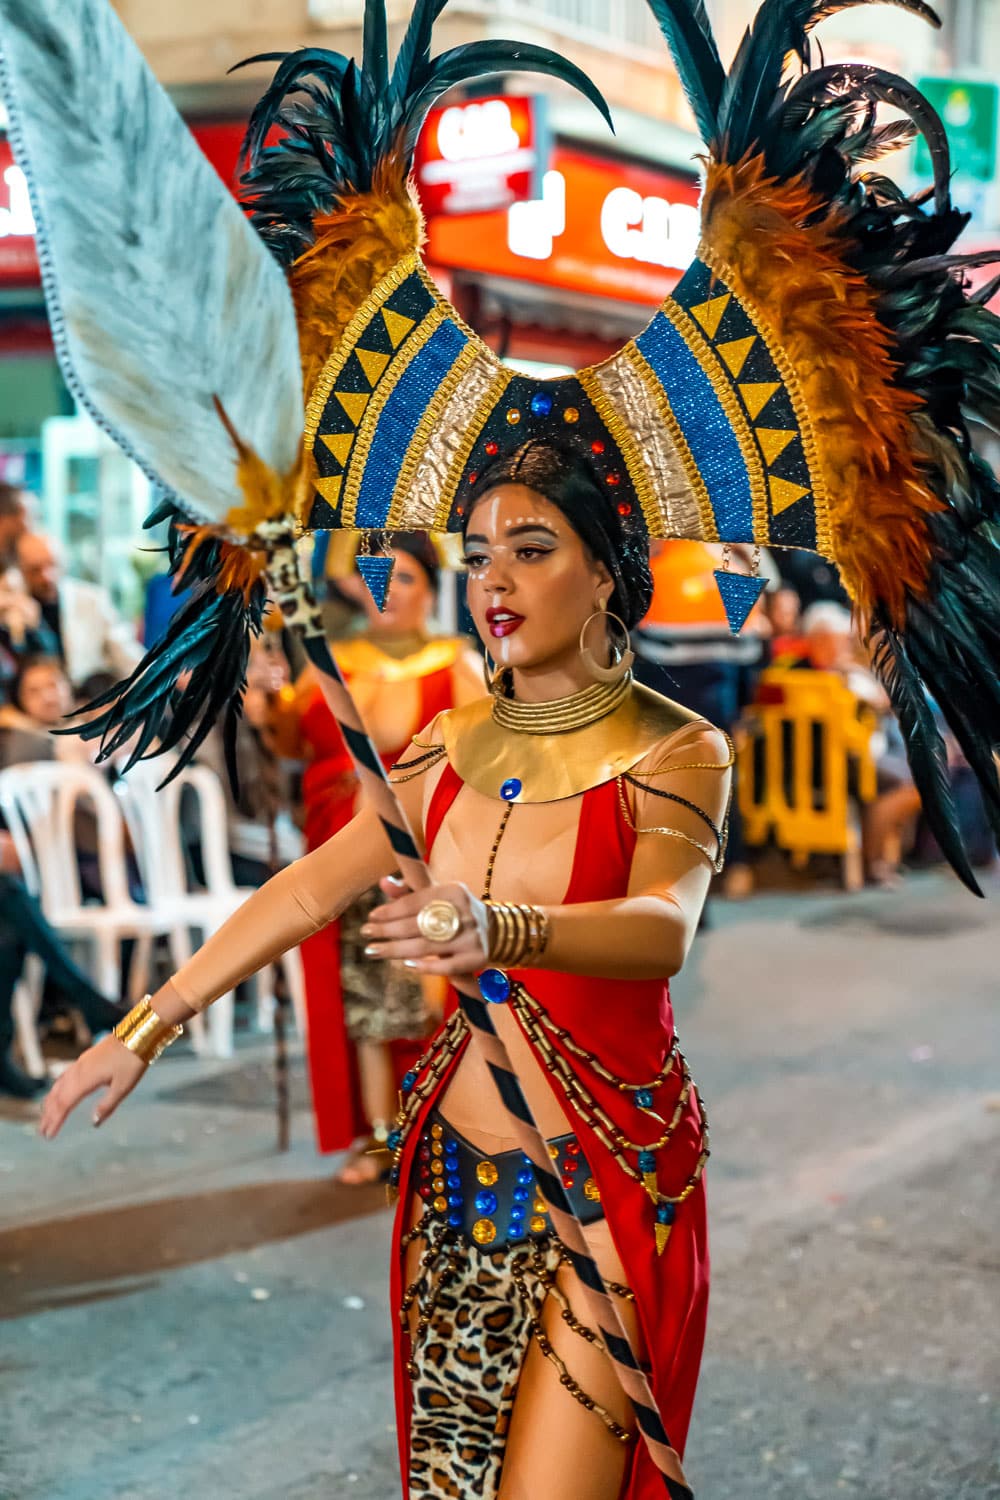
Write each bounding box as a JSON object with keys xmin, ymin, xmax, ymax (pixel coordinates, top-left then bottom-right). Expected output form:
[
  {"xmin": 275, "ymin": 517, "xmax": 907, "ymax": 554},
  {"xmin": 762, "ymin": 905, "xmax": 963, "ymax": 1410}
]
[{"xmin": 486, "ymin": 606, "xmax": 525, "ymax": 639}]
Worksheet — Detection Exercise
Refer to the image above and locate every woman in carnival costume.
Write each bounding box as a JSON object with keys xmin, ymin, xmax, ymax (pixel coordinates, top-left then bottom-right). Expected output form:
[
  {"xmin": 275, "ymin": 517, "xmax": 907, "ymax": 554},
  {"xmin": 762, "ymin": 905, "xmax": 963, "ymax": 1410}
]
[
  {"xmin": 293, "ymin": 530, "xmax": 483, "ymax": 1179},
  {"xmin": 7, "ymin": 0, "xmax": 999, "ymax": 1492}
]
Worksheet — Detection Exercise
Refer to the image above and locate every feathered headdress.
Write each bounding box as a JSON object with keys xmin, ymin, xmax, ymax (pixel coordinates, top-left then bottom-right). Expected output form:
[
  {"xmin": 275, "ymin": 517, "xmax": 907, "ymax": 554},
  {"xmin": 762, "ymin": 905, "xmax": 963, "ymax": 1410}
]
[{"xmin": 1, "ymin": 0, "xmax": 998, "ymax": 888}]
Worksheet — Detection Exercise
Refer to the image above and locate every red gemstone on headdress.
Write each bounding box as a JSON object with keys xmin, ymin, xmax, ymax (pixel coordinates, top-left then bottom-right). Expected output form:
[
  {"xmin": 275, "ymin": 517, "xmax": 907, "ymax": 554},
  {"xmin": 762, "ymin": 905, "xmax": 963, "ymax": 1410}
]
[
  {"xmin": 617, "ymin": 501, "xmax": 632, "ymax": 516},
  {"xmin": 591, "ymin": 440, "xmax": 605, "ymax": 455},
  {"xmin": 485, "ymin": 441, "xmax": 499, "ymax": 456},
  {"xmin": 607, "ymin": 472, "xmax": 621, "ymax": 487},
  {"xmin": 469, "ymin": 473, "xmax": 478, "ymax": 484}
]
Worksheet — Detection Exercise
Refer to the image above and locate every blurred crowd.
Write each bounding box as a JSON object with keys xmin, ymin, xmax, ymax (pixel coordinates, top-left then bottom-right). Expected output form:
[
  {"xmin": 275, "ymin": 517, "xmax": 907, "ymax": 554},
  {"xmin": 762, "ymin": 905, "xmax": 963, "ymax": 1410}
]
[{"xmin": 0, "ymin": 483, "xmax": 993, "ymax": 1126}]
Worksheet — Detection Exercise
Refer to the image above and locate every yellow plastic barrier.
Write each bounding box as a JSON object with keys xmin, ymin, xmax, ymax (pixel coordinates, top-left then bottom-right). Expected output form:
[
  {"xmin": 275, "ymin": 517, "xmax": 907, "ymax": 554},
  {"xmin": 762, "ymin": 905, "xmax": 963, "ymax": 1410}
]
[{"xmin": 737, "ymin": 668, "xmax": 878, "ymax": 888}]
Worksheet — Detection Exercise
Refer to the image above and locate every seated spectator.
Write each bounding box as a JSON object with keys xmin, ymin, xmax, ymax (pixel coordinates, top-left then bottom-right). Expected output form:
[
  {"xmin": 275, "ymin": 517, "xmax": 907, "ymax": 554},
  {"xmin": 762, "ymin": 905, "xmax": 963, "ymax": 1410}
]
[
  {"xmin": 196, "ymin": 633, "xmax": 302, "ymax": 889},
  {"xmin": 0, "ymin": 482, "xmax": 32, "ymax": 572},
  {"xmin": 791, "ymin": 602, "xmax": 886, "ymax": 711},
  {"xmin": 0, "ymin": 860, "xmax": 123, "ymax": 1098},
  {"xmin": 0, "ymin": 487, "xmax": 53, "ymax": 696},
  {"xmin": 15, "ymin": 531, "xmax": 143, "ymax": 692},
  {"xmin": 766, "ymin": 585, "xmax": 805, "ymax": 665},
  {"xmin": 0, "ymin": 653, "xmax": 78, "ymax": 768}
]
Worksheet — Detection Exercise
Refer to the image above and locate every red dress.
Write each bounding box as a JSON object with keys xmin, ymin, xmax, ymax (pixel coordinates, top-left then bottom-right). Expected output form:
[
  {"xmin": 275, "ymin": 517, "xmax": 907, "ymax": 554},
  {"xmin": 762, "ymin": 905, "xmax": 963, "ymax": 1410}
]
[
  {"xmin": 390, "ymin": 764, "xmax": 710, "ymax": 1496},
  {"xmin": 298, "ymin": 663, "xmax": 457, "ymax": 1152}
]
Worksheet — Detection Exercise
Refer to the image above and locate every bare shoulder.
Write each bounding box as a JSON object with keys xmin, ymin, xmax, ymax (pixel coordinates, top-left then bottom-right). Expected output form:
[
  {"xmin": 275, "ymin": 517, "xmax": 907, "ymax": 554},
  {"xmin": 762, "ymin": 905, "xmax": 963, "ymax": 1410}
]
[{"xmin": 632, "ymin": 701, "xmax": 734, "ymax": 779}]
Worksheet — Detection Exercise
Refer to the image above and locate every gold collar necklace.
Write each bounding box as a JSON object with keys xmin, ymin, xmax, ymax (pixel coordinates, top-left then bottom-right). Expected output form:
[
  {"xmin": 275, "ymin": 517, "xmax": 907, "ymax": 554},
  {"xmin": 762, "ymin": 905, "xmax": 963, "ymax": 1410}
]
[{"xmin": 491, "ymin": 672, "xmax": 632, "ymax": 736}]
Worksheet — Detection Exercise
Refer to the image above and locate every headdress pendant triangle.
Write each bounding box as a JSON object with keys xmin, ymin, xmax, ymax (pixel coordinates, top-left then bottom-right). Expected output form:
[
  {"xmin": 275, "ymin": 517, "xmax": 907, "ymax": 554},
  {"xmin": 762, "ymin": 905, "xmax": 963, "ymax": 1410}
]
[
  {"xmin": 356, "ymin": 554, "xmax": 396, "ymax": 612},
  {"xmin": 714, "ymin": 546, "xmax": 766, "ymax": 634}
]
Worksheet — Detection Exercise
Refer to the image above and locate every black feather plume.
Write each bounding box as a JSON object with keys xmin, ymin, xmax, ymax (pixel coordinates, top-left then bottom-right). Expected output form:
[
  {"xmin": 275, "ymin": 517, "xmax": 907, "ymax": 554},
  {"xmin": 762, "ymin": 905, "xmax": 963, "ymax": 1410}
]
[{"xmin": 235, "ymin": 0, "xmax": 612, "ymax": 267}]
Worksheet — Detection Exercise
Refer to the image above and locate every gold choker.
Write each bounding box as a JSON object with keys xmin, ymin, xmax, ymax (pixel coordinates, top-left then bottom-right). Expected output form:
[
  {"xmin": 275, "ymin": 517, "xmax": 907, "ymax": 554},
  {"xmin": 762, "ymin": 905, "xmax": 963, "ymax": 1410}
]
[{"xmin": 491, "ymin": 673, "xmax": 632, "ymax": 736}]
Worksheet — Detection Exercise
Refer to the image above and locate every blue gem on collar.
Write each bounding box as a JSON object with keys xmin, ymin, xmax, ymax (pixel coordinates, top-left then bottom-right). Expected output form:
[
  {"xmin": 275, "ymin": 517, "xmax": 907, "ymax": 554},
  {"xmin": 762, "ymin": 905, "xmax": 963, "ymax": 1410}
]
[
  {"xmin": 500, "ymin": 778, "xmax": 522, "ymax": 801},
  {"xmin": 530, "ymin": 392, "xmax": 553, "ymax": 417}
]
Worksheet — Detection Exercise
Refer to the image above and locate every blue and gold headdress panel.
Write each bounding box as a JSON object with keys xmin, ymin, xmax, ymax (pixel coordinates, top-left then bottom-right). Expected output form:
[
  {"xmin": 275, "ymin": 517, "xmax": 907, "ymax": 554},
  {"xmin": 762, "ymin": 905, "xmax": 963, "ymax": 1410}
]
[
  {"xmin": 305, "ymin": 249, "xmax": 821, "ymax": 560},
  {"xmin": 2, "ymin": 0, "xmax": 999, "ymax": 889}
]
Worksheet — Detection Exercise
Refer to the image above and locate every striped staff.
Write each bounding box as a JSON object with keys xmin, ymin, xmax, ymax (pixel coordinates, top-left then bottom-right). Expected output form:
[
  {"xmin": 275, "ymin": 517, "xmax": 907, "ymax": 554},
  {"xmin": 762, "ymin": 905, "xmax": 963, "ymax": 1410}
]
[{"xmin": 300, "ymin": 627, "xmax": 693, "ymax": 1497}]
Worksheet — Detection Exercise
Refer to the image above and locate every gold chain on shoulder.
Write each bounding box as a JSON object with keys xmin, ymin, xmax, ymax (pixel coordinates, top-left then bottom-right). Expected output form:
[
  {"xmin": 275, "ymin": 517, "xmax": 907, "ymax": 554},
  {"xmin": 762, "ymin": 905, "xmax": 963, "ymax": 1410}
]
[{"xmin": 615, "ymin": 775, "xmax": 729, "ymax": 873}]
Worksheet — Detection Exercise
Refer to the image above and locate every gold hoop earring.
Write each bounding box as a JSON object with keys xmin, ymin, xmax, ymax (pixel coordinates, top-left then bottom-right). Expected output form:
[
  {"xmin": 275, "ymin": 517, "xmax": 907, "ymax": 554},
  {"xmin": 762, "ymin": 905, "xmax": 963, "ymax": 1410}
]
[
  {"xmin": 579, "ymin": 601, "xmax": 635, "ymax": 684},
  {"xmin": 483, "ymin": 652, "xmax": 510, "ymax": 697}
]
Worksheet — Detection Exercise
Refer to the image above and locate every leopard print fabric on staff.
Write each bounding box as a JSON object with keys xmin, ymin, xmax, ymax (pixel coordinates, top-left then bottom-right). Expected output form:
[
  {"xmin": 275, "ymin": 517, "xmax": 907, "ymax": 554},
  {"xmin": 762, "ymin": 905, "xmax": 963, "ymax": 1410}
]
[
  {"xmin": 340, "ymin": 887, "xmax": 428, "ymax": 1044},
  {"xmin": 405, "ymin": 1225, "xmax": 634, "ymax": 1498}
]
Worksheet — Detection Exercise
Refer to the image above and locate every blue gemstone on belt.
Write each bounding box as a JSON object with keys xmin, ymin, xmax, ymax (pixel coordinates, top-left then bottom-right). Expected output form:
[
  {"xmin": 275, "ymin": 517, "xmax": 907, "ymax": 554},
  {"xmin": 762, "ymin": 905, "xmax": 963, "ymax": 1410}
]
[
  {"xmin": 447, "ymin": 1173, "xmax": 462, "ymax": 1191},
  {"xmin": 448, "ymin": 1192, "xmax": 463, "ymax": 1208},
  {"xmin": 500, "ymin": 778, "xmax": 522, "ymax": 802},
  {"xmin": 516, "ymin": 1168, "xmax": 533, "ymax": 1186},
  {"xmin": 510, "ymin": 1204, "xmax": 525, "ymax": 1222},
  {"xmin": 448, "ymin": 1211, "xmax": 463, "ymax": 1229},
  {"xmin": 530, "ymin": 392, "xmax": 553, "ymax": 416},
  {"xmin": 638, "ymin": 1150, "xmax": 657, "ymax": 1173},
  {"xmin": 478, "ymin": 968, "xmax": 512, "ymax": 1004},
  {"xmin": 444, "ymin": 1142, "xmax": 459, "ymax": 1159},
  {"xmin": 386, "ymin": 1129, "xmax": 402, "ymax": 1152},
  {"xmin": 656, "ymin": 1202, "xmax": 676, "ymax": 1225},
  {"xmin": 635, "ymin": 1088, "xmax": 654, "ymax": 1109},
  {"xmin": 401, "ymin": 1071, "xmax": 417, "ymax": 1094},
  {"xmin": 513, "ymin": 1185, "xmax": 530, "ymax": 1203},
  {"xmin": 474, "ymin": 1189, "xmax": 498, "ymax": 1215}
]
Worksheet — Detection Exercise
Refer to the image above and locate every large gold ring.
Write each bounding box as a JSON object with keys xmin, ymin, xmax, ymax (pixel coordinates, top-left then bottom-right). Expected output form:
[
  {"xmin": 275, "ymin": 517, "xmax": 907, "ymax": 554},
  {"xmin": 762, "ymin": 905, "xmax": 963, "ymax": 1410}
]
[{"xmin": 417, "ymin": 899, "xmax": 463, "ymax": 944}]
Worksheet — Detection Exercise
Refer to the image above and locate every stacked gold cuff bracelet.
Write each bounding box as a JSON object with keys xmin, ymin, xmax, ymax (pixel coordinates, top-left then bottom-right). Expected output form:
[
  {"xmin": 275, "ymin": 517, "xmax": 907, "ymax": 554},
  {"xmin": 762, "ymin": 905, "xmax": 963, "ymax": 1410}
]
[
  {"xmin": 485, "ymin": 902, "xmax": 550, "ymax": 969},
  {"xmin": 113, "ymin": 996, "xmax": 183, "ymax": 1065}
]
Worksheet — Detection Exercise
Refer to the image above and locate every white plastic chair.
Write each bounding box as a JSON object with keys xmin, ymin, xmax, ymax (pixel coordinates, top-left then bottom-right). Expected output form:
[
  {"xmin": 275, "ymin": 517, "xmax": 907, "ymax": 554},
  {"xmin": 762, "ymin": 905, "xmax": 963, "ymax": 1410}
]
[
  {"xmin": 117, "ymin": 758, "xmax": 305, "ymax": 1057},
  {"xmin": 0, "ymin": 761, "xmax": 193, "ymax": 1071}
]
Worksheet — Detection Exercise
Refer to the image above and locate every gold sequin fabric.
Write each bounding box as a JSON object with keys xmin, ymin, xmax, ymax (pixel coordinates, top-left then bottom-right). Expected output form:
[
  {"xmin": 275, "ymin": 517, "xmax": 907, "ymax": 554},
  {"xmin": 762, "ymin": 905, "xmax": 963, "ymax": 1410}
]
[{"xmin": 339, "ymin": 887, "xmax": 427, "ymax": 1044}]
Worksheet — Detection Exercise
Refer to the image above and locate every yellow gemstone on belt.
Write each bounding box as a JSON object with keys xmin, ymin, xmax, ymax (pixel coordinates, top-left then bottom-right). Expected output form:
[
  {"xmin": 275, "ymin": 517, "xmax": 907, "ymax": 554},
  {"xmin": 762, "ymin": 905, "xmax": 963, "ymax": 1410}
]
[
  {"xmin": 583, "ymin": 1177, "xmax": 601, "ymax": 1203},
  {"xmin": 432, "ymin": 1177, "xmax": 445, "ymax": 1194},
  {"xmin": 431, "ymin": 1141, "xmax": 443, "ymax": 1159},
  {"xmin": 433, "ymin": 1195, "xmax": 449, "ymax": 1214},
  {"xmin": 472, "ymin": 1217, "xmax": 497, "ymax": 1245},
  {"xmin": 476, "ymin": 1160, "xmax": 499, "ymax": 1186},
  {"xmin": 431, "ymin": 1123, "xmax": 444, "ymax": 1139},
  {"xmin": 548, "ymin": 1143, "xmax": 559, "ymax": 1159},
  {"xmin": 529, "ymin": 1215, "xmax": 548, "ymax": 1235},
  {"xmin": 532, "ymin": 1196, "xmax": 547, "ymax": 1215}
]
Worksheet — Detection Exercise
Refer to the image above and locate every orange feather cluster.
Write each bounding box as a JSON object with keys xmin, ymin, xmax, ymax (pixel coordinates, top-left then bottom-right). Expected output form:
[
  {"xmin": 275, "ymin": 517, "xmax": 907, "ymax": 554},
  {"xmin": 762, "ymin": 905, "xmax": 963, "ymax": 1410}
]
[
  {"xmin": 290, "ymin": 149, "xmax": 424, "ymax": 400},
  {"xmin": 175, "ymin": 524, "xmax": 269, "ymax": 604},
  {"xmin": 702, "ymin": 153, "xmax": 943, "ymax": 630}
]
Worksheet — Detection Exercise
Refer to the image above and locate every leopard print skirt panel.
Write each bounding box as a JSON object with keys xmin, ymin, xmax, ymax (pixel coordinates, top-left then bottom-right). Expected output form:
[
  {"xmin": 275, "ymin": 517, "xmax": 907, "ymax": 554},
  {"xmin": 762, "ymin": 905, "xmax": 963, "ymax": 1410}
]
[{"xmin": 403, "ymin": 1222, "xmax": 634, "ymax": 1498}]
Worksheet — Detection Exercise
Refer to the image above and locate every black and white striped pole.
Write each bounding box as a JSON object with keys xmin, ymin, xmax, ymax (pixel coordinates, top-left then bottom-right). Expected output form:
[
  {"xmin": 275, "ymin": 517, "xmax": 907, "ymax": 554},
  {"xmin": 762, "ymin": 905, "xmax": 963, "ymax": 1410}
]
[{"xmin": 274, "ymin": 568, "xmax": 692, "ymax": 1497}]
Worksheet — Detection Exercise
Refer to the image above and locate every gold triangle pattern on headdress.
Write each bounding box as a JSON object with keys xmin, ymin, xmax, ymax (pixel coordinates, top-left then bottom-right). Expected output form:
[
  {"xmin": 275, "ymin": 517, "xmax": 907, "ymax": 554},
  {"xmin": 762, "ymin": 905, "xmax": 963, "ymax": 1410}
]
[{"xmin": 674, "ymin": 265, "xmax": 816, "ymax": 544}]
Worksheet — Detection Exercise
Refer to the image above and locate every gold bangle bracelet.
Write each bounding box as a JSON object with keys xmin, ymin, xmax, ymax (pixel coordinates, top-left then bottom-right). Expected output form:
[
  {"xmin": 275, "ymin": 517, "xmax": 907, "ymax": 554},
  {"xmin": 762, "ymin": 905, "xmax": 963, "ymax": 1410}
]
[
  {"xmin": 113, "ymin": 997, "xmax": 183, "ymax": 1066},
  {"xmin": 486, "ymin": 902, "xmax": 550, "ymax": 968}
]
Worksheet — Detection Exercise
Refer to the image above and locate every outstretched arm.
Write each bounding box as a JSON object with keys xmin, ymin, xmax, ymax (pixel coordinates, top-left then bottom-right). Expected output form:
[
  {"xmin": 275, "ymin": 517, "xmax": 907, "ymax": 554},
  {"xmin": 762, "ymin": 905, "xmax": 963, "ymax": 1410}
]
[{"xmin": 40, "ymin": 804, "xmax": 398, "ymax": 1137}]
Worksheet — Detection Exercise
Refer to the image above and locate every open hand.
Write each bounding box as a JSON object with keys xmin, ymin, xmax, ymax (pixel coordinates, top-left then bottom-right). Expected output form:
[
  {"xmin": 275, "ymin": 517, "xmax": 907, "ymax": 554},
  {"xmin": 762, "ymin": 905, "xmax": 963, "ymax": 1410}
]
[
  {"xmin": 362, "ymin": 876, "xmax": 488, "ymax": 980},
  {"xmin": 39, "ymin": 1036, "xmax": 146, "ymax": 1140}
]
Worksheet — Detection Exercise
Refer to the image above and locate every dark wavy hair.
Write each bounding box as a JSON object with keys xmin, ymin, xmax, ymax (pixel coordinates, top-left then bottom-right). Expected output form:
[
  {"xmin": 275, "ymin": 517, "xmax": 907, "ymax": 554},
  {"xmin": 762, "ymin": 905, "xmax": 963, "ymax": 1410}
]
[{"xmin": 463, "ymin": 441, "xmax": 652, "ymax": 628}]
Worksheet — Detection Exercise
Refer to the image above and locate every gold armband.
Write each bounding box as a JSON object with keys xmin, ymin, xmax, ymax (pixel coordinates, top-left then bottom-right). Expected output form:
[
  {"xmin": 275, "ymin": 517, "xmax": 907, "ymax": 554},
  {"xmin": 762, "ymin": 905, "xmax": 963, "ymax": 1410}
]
[
  {"xmin": 113, "ymin": 997, "xmax": 183, "ymax": 1065},
  {"xmin": 485, "ymin": 902, "xmax": 550, "ymax": 969}
]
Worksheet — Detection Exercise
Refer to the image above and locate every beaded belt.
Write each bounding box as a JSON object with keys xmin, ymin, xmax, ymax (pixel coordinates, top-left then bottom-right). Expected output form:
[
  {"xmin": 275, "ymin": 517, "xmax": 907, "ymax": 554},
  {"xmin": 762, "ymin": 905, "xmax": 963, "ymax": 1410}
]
[{"xmin": 415, "ymin": 1111, "xmax": 605, "ymax": 1250}]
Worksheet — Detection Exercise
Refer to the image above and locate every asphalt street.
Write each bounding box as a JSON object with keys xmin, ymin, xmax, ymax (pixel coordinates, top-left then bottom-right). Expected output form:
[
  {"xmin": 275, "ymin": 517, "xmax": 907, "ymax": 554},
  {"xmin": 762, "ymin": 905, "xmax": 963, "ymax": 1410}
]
[{"xmin": 2, "ymin": 869, "xmax": 998, "ymax": 1500}]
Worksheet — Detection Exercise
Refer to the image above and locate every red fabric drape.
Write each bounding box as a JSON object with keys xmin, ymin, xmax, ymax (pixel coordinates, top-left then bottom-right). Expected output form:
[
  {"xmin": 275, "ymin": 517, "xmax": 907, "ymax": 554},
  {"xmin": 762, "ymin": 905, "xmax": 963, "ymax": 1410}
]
[{"xmin": 390, "ymin": 770, "xmax": 709, "ymax": 1495}]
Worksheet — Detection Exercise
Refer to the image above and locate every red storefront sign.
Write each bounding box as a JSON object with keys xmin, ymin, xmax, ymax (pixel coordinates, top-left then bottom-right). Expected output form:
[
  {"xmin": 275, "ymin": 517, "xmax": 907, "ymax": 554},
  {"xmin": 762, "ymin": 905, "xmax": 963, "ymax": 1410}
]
[
  {"xmin": 0, "ymin": 121, "xmax": 247, "ymax": 287},
  {"xmin": 414, "ymin": 94, "xmax": 548, "ymax": 217},
  {"xmin": 425, "ymin": 145, "xmax": 700, "ymax": 306}
]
